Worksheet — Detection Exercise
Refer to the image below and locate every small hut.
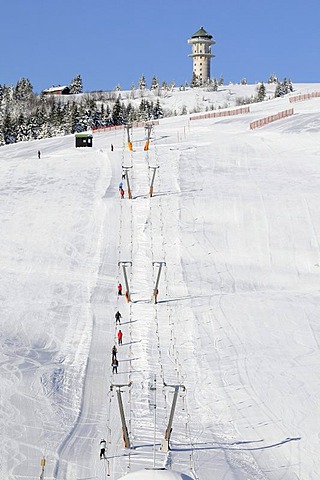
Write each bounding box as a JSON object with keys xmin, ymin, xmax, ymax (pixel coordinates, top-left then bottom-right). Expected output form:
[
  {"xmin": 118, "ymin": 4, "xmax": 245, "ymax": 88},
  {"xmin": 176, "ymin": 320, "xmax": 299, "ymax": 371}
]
[
  {"xmin": 75, "ymin": 133, "xmax": 93, "ymax": 148},
  {"xmin": 42, "ymin": 85, "xmax": 70, "ymax": 95}
]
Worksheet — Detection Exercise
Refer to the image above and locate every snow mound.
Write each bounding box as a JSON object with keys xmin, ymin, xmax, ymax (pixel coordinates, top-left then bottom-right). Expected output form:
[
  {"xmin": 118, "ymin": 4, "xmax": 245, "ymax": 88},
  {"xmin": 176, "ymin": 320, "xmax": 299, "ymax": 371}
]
[{"xmin": 118, "ymin": 468, "xmax": 193, "ymax": 480}]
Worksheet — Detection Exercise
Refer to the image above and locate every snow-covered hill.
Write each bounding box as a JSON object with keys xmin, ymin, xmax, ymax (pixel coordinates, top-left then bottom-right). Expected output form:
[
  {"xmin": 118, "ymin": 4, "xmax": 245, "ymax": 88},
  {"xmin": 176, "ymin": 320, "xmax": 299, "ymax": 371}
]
[
  {"xmin": 0, "ymin": 84, "xmax": 320, "ymax": 480},
  {"xmin": 115, "ymin": 82, "xmax": 320, "ymax": 116}
]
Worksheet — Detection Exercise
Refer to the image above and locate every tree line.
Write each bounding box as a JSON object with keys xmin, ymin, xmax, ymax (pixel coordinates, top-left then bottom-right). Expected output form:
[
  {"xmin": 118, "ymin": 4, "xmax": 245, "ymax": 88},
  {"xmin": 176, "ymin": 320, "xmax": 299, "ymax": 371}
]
[
  {"xmin": 0, "ymin": 73, "xmax": 294, "ymax": 146},
  {"xmin": 0, "ymin": 75, "xmax": 165, "ymax": 146}
]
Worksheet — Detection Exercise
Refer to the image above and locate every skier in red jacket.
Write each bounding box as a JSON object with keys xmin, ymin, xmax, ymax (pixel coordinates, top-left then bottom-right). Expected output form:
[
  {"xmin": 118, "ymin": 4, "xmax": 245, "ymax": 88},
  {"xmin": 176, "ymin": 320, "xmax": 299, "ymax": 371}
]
[
  {"xmin": 118, "ymin": 283, "xmax": 122, "ymax": 296},
  {"xmin": 117, "ymin": 330, "xmax": 123, "ymax": 345}
]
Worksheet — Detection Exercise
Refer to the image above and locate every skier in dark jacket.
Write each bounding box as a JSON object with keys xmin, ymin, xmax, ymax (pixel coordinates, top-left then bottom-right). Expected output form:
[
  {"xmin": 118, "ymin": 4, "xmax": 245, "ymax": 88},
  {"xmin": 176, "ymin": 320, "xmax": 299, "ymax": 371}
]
[
  {"xmin": 115, "ymin": 311, "xmax": 122, "ymax": 324},
  {"xmin": 112, "ymin": 345, "xmax": 117, "ymax": 361},
  {"xmin": 100, "ymin": 438, "xmax": 106, "ymax": 459},
  {"xmin": 112, "ymin": 358, "xmax": 118, "ymax": 373}
]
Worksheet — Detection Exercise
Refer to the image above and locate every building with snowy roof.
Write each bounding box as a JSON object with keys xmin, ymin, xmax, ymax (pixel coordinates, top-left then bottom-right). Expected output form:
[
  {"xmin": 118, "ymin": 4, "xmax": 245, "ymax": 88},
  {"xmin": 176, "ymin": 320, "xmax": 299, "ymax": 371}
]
[{"xmin": 42, "ymin": 85, "xmax": 70, "ymax": 95}]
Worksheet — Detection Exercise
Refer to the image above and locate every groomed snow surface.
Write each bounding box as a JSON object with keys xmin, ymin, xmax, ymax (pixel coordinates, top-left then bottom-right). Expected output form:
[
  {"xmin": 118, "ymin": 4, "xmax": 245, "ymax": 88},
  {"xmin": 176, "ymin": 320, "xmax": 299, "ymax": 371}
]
[{"xmin": 1, "ymin": 84, "xmax": 320, "ymax": 480}]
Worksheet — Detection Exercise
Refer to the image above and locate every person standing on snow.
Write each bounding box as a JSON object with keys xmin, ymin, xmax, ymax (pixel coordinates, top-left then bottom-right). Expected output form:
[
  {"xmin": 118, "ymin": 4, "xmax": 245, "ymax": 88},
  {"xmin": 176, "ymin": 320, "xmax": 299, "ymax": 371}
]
[
  {"xmin": 112, "ymin": 345, "xmax": 117, "ymax": 361},
  {"xmin": 100, "ymin": 438, "xmax": 107, "ymax": 459},
  {"xmin": 115, "ymin": 311, "xmax": 122, "ymax": 325},
  {"xmin": 112, "ymin": 357, "xmax": 118, "ymax": 374},
  {"xmin": 120, "ymin": 187, "xmax": 125, "ymax": 199},
  {"xmin": 38, "ymin": 150, "xmax": 41, "ymax": 159},
  {"xmin": 118, "ymin": 283, "xmax": 122, "ymax": 296},
  {"xmin": 119, "ymin": 182, "xmax": 123, "ymax": 190},
  {"xmin": 117, "ymin": 330, "xmax": 123, "ymax": 346}
]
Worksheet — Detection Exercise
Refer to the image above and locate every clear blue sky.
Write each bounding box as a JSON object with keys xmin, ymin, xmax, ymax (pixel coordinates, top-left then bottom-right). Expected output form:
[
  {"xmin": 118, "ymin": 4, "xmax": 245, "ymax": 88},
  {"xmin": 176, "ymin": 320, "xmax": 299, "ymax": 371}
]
[{"xmin": 2, "ymin": 0, "xmax": 320, "ymax": 93}]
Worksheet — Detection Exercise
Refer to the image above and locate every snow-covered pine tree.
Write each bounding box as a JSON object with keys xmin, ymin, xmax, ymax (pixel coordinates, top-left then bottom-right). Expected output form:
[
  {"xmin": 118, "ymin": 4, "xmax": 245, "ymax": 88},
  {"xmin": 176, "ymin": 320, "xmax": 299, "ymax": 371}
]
[
  {"xmin": 125, "ymin": 102, "xmax": 137, "ymax": 123},
  {"xmin": 153, "ymin": 99, "xmax": 163, "ymax": 119},
  {"xmin": 16, "ymin": 113, "xmax": 30, "ymax": 142},
  {"xmin": 14, "ymin": 78, "xmax": 34, "ymax": 102},
  {"xmin": 69, "ymin": 74, "xmax": 83, "ymax": 94},
  {"xmin": 268, "ymin": 73, "xmax": 278, "ymax": 84},
  {"xmin": 274, "ymin": 78, "xmax": 293, "ymax": 97},
  {"xmin": 138, "ymin": 74, "xmax": 147, "ymax": 90},
  {"xmin": 130, "ymin": 83, "xmax": 136, "ymax": 99},
  {"xmin": 2, "ymin": 109, "xmax": 16, "ymax": 144},
  {"xmin": 138, "ymin": 98, "xmax": 147, "ymax": 121},
  {"xmin": 150, "ymin": 76, "xmax": 159, "ymax": 90},
  {"xmin": 282, "ymin": 78, "xmax": 293, "ymax": 94},
  {"xmin": 191, "ymin": 72, "xmax": 200, "ymax": 88},
  {"xmin": 181, "ymin": 105, "xmax": 187, "ymax": 115},
  {"xmin": 112, "ymin": 96, "xmax": 124, "ymax": 125},
  {"xmin": 208, "ymin": 78, "xmax": 218, "ymax": 92},
  {"xmin": 49, "ymin": 102, "xmax": 66, "ymax": 136},
  {"xmin": 0, "ymin": 120, "xmax": 4, "ymax": 146},
  {"xmin": 29, "ymin": 107, "xmax": 47, "ymax": 139},
  {"xmin": 256, "ymin": 82, "xmax": 266, "ymax": 102}
]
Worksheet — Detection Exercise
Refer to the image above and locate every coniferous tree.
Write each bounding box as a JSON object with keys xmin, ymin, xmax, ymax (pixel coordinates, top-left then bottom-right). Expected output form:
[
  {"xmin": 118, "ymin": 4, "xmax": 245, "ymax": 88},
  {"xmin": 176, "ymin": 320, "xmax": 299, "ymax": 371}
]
[
  {"xmin": 125, "ymin": 102, "xmax": 136, "ymax": 123},
  {"xmin": 69, "ymin": 74, "xmax": 83, "ymax": 94},
  {"xmin": 256, "ymin": 82, "xmax": 266, "ymax": 102},
  {"xmin": 16, "ymin": 113, "xmax": 30, "ymax": 142},
  {"xmin": 130, "ymin": 83, "xmax": 136, "ymax": 99},
  {"xmin": 101, "ymin": 104, "xmax": 111, "ymax": 126},
  {"xmin": 150, "ymin": 76, "xmax": 159, "ymax": 90},
  {"xmin": 153, "ymin": 98, "xmax": 163, "ymax": 119},
  {"xmin": 274, "ymin": 82, "xmax": 283, "ymax": 98},
  {"xmin": 0, "ymin": 120, "xmax": 4, "ymax": 146},
  {"xmin": 283, "ymin": 78, "xmax": 293, "ymax": 94},
  {"xmin": 29, "ymin": 107, "xmax": 46, "ymax": 139},
  {"xmin": 3, "ymin": 110, "xmax": 16, "ymax": 144},
  {"xmin": 138, "ymin": 74, "xmax": 147, "ymax": 90},
  {"xmin": 146, "ymin": 100, "xmax": 154, "ymax": 120},
  {"xmin": 92, "ymin": 108, "xmax": 102, "ymax": 129},
  {"xmin": 212, "ymin": 78, "xmax": 218, "ymax": 91},
  {"xmin": 14, "ymin": 78, "xmax": 34, "ymax": 102},
  {"xmin": 274, "ymin": 78, "xmax": 293, "ymax": 98},
  {"xmin": 191, "ymin": 72, "xmax": 200, "ymax": 87},
  {"xmin": 70, "ymin": 103, "xmax": 82, "ymax": 132},
  {"xmin": 268, "ymin": 73, "xmax": 278, "ymax": 84},
  {"xmin": 181, "ymin": 105, "xmax": 187, "ymax": 115},
  {"xmin": 138, "ymin": 98, "xmax": 147, "ymax": 120},
  {"xmin": 62, "ymin": 103, "xmax": 73, "ymax": 134},
  {"xmin": 112, "ymin": 97, "xmax": 124, "ymax": 125}
]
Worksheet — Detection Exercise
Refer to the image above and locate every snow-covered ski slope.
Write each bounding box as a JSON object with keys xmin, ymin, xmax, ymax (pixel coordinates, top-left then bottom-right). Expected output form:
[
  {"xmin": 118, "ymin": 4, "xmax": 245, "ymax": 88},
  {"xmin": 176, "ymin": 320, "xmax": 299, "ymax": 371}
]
[{"xmin": 1, "ymin": 84, "xmax": 320, "ymax": 480}]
